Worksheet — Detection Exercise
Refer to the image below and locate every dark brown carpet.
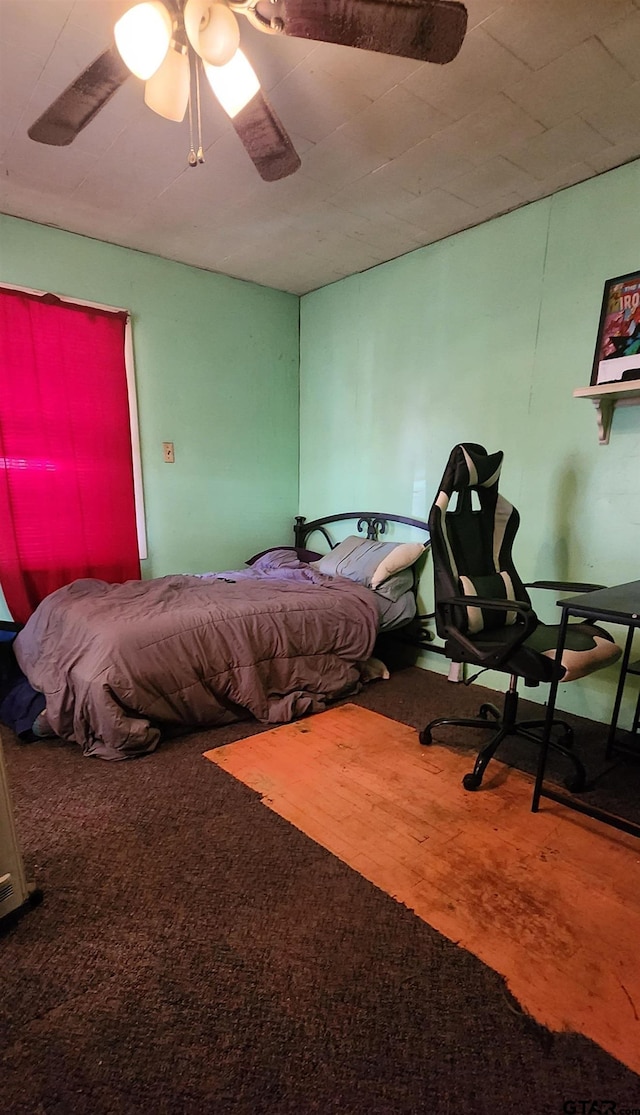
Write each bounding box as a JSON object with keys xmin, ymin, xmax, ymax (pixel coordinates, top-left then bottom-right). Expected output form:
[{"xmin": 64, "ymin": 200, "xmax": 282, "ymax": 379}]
[{"xmin": 2, "ymin": 666, "xmax": 639, "ymax": 1115}]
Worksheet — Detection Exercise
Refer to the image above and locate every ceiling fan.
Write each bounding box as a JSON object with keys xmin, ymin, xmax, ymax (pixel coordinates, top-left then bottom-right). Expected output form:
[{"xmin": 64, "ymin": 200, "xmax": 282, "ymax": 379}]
[{"xmin": 28, "ymin": 0, "xmax": 468, "ymax": 183}]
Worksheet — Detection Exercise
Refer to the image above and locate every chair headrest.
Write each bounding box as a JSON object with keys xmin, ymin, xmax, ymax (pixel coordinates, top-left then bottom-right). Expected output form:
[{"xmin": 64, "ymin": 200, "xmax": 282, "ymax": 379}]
[{"xmin": 442, "ymin": 444, "xmax": 504, "ymax": 494}]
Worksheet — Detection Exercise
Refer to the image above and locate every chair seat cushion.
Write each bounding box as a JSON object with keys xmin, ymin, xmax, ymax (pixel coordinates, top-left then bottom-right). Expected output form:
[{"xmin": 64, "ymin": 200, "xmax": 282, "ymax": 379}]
[
  {"xmin": 447, "ymin": 620, "xmax": 621, "ymax": 684},
  {"xmin": 525, "ymin": 621, "xmax": 621, "ymax": 682}
]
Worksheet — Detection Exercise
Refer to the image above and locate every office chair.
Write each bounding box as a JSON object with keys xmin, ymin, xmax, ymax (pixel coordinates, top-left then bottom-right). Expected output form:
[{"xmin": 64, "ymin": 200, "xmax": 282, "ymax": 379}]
[{"xmin": 420, "ymin": 444, "xmax": 621, "ymax": 792}]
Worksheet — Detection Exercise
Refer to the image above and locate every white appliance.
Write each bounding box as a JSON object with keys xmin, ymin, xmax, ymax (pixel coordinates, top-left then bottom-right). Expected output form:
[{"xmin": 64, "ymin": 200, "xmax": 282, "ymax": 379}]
[{"xmin": 0, "ymin": 731, "xmax": 33, "ymax": 920}]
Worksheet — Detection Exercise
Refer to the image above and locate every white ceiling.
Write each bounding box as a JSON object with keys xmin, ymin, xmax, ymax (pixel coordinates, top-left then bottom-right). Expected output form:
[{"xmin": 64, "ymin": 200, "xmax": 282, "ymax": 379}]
[{"xmin": 1, "ymin": 0, "xmax": 639, "ymax": 296}]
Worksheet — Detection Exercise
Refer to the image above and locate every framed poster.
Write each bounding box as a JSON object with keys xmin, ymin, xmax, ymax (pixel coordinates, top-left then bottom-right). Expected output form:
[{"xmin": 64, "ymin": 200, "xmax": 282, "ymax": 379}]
[{"xmin": 591, "ymin": 270, "xmax": 640, "ymax": 386}]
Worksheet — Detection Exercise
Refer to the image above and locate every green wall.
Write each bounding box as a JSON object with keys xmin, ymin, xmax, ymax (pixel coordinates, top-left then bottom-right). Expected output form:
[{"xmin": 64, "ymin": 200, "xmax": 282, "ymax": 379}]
[
  {"xmin": 299, "ymin": 159, "xmax": 640, "ymax": 725},
  {"xmin": 2, "ymin": 161, "xmax": 639, "ymax": 727},
  {"xmin": 0, "ymin": 214, "xmax": 300, "ymax": 586}
]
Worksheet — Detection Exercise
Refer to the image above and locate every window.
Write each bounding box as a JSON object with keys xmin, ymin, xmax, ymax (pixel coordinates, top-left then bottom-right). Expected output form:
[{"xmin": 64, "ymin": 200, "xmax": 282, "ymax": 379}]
[{"xmin": 0, "ymin": 284, "xmax": 146, "ymax": 623}]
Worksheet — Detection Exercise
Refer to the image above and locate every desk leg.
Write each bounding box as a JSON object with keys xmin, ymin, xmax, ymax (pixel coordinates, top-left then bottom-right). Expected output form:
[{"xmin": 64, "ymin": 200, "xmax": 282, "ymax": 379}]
[
  {"xmin": 605, "ymin": 626, "xmax": 634, "ymax": 759},
  {"xmin": 531, "ymin": 608, "xmax": 569, "ymax": 813},
  {"xmin": 631, "ymin": 691, "xmax": 640, "ymax": 739}
]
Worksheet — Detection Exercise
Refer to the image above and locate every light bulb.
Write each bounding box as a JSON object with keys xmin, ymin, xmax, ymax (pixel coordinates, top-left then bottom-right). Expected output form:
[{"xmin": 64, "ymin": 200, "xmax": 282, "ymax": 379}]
[
  {"xmin": 144, "ymin": 44, "xmax": 190, "ymax": 121},
  {"xmin": 203, "ymin": 50, "xmax": 260, "ymax": 119},
  {"xmin": 184, "ymin": 0, "xmax": 240, "ymax": 67},
  {"xmin": 114, "ymin": 2, "xmax": 172, "ymax": 81}
]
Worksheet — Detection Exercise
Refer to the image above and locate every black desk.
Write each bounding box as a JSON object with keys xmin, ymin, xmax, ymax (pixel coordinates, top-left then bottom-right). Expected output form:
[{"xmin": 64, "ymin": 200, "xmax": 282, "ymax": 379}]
[{"xmin": 531, "ymin": 580, "xmax": 640, "ymax": 839}]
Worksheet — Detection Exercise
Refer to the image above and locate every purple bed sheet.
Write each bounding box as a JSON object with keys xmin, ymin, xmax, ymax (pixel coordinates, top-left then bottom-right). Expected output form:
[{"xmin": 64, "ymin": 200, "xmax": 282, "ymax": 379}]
[{"xmin": 13, "ymin": 550, "xmax": 379, "ymax": 760}]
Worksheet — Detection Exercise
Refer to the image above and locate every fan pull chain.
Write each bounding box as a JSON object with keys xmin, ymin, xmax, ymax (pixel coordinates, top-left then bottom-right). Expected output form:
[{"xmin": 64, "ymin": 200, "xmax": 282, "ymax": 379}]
[
  {"xmin": 187, "ymin": 55, "xmax": 197, "ymax": 168},
  {"xmin": 195, "ymin": 59, "xmax": 205, "ymax": 164}
]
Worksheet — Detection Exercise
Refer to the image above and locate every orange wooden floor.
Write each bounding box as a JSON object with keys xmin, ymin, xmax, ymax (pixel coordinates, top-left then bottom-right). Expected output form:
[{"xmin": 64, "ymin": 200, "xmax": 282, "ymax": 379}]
[{"xmin": 204, "ymin": 703, "xmax": 640, "ymax": 1076}]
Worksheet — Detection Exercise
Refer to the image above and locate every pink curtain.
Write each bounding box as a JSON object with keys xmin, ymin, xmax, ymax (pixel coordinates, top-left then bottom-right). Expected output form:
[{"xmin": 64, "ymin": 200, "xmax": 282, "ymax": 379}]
[{"xmin": 0, "ymin": 287, "xmax": 141, "ymax": 624}]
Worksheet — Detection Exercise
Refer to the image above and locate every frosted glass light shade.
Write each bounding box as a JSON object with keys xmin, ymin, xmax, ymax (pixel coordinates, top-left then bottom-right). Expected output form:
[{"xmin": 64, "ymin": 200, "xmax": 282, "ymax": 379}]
[
  {"xmin": 184, "ymin": 0, "xmax": 240, "ymax": 67},
  {"xmin": 115, "ymin": 2, "xmax": 172, "ymax": 80},
  {"xmin": 203, "ymin": 51, "xmax": 260, "ymax": 119},
  {"xmin": 144, "ymin": 45, "xmax": 190, "ymax": 121}
]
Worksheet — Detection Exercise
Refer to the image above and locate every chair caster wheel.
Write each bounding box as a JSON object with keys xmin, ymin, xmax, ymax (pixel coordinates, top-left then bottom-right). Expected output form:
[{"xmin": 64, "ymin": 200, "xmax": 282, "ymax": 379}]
[
  {"xmin": 462, "ymin": 772, "xmax": 482, "ymax": 791},
  {"xmin": 419, "ymin": 728, "xmax": 432, "ymax": 746}
]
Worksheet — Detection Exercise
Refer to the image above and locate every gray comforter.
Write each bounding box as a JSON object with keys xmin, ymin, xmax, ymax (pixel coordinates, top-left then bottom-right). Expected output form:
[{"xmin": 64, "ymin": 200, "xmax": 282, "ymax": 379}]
[{"xmin": 13, "ymin": 550, "xmax": 379, "ymax": 760}]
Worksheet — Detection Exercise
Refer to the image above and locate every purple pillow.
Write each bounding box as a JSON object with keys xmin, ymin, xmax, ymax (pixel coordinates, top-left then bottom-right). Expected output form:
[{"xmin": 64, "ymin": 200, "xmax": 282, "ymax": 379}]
[{"xmin": 246, "ymin": 546, "xmax": 322, "ymax": 567}]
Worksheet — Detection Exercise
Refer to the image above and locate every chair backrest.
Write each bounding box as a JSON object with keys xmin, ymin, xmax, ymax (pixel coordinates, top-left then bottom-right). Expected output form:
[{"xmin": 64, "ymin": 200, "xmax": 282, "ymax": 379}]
[{"xmin": 428, "ymin": 444, "xmax": 529, "ymax": 641}]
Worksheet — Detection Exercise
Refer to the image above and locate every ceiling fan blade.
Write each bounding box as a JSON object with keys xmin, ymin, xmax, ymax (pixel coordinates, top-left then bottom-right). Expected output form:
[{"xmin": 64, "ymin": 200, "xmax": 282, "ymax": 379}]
[
  {"xmin": 230, "ymin": 92, "xmax": 302, "ymax": 181},
  {"xmin": 263, "ymin": 0, "xmax": 467, "ymax": 64},
  {"xmin": 28, "ymin": 46, "xmax": 131, "ymax": 146}
]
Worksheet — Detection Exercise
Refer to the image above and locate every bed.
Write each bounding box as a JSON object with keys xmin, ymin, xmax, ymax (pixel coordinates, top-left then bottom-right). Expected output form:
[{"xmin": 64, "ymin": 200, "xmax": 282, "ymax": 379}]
[{"xmin": 11, "ymin": 512, "xmax": 430, "ymax": 760}]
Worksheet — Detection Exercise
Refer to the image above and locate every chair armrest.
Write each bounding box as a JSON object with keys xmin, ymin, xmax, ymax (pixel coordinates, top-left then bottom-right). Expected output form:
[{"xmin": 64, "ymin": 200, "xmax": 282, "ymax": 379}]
[
  {"xmin": 440, "ymin": 594, "xmax": 538, "ymax": 668},
  {"xmin": 525, "ymin": 581, "xmax": 605, "ymax": 593}
]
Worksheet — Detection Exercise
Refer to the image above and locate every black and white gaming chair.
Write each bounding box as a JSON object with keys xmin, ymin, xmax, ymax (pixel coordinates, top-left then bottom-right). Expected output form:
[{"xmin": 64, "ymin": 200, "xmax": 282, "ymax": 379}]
[{"xmin": 420, "ymin": 444, "xmax": 621, "ymax": 791}]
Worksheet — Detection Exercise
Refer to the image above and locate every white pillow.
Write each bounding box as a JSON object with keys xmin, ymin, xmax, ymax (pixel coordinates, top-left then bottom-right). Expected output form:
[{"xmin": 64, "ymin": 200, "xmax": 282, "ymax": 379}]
[{"xmin": 370, "ymin": 542, "xmax": 426, "ymax": 589}]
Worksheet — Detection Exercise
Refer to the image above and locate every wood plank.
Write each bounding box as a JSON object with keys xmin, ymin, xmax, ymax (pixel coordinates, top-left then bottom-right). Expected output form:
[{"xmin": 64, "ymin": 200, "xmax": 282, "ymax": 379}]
[{"xmin": 204, "ymin": 703, "xmax": 640, "ymax": 1075}]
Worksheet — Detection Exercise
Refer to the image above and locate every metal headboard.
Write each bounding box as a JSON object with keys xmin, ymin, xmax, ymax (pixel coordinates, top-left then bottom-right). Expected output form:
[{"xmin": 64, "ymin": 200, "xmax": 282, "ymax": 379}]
[{"xmin": 294, "ymin": 511, "xmax": 430, "ymax": 550}]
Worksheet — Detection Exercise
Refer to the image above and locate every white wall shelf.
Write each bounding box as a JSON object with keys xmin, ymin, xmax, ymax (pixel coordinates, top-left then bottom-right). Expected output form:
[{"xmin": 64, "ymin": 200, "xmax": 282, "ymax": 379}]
[{"xmin": 573, "ymin": 378, "xmax": 640, "ymax": 445}]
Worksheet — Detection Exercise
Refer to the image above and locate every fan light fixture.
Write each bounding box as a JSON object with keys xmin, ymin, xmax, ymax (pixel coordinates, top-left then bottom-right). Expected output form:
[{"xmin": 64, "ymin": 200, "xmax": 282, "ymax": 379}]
[
  {"xmin": 28, "ymin": 1, "xmax": 468, "ymax": 181},
  {"xmin": 203, "ymin": 51, "xmax": 260, "ymax": 118},
  {"xmin": 144, "ymin": 41, "xmax": 191, "ymax": 121},
  {"xmin": 184, "ymin": 0, "xmax": 240, "ymax": 67},
  {"xmin": 114, "ymin": 1, "xmax": 172, "ymax": 80}
]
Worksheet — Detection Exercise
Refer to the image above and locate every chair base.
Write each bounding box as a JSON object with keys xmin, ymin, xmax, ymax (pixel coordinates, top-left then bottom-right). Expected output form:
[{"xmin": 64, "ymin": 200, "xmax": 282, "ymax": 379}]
[{"xmin": 419, "ymin": 685, "xmax": 587, "ymax": 793}]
